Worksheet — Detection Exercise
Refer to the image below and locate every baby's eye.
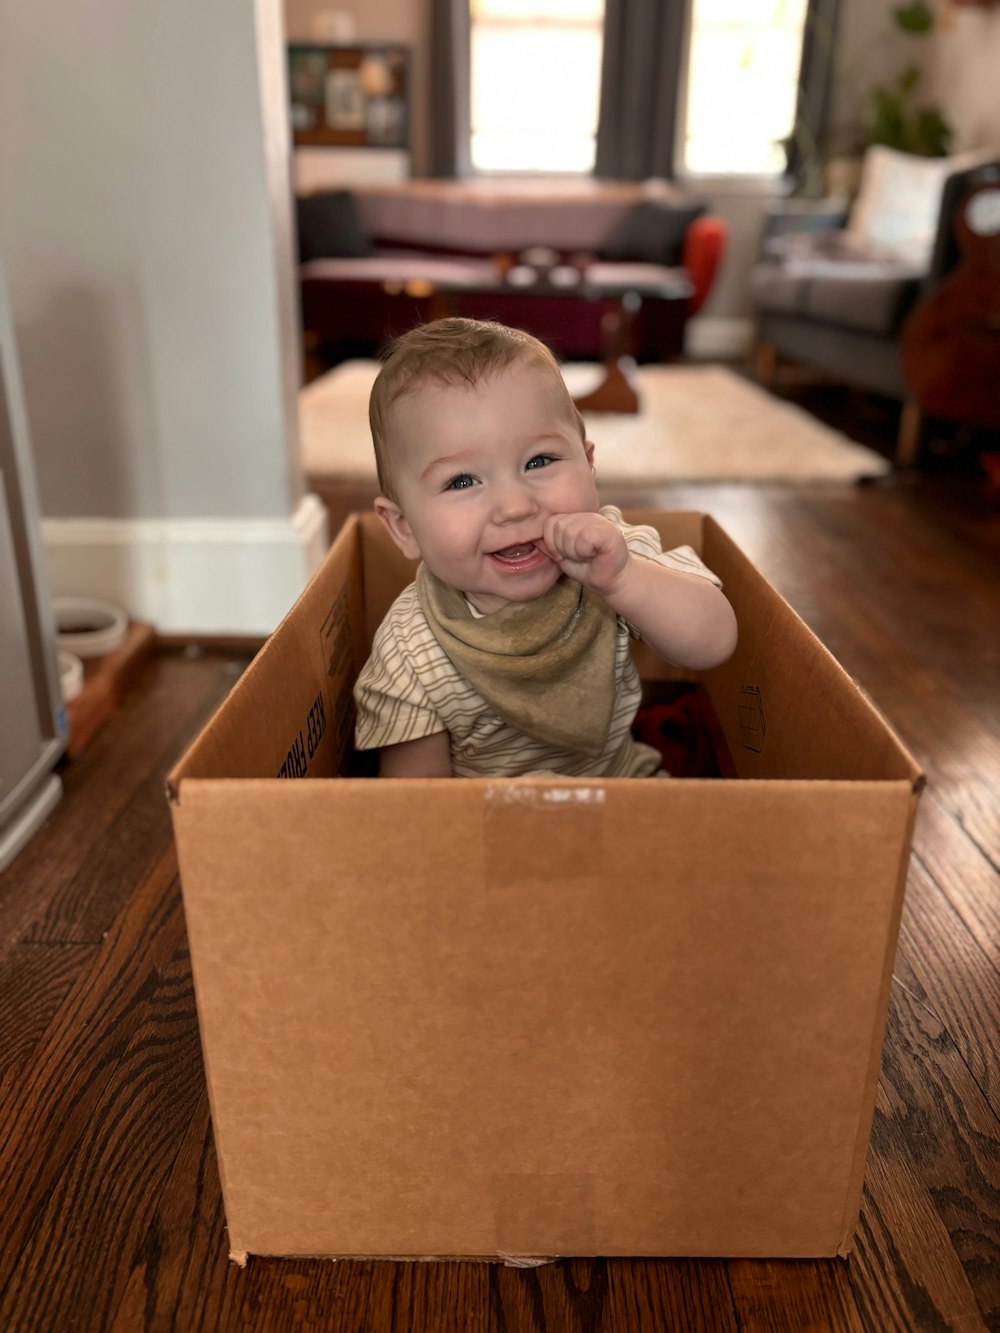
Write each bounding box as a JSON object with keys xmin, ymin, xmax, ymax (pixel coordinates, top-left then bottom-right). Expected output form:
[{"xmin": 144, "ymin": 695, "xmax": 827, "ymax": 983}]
[
  {"xmin": 525, "ymin": 454, "xmax": 556, "ymax": 471},
  {"xmin": 444, "ymin": 473, "xmax": 477, "ymax": 491}
]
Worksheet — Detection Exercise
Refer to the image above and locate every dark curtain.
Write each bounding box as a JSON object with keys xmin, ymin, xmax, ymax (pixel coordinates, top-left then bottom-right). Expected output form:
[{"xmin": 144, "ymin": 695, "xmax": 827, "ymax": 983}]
[
  {"xmin": 787, "ymin": 0, "xmax": 840, "ymax": 192},
  {"xmin": 595, "ymin": 0, "xmax": 839, "ymax": 185},
  {"xmin": 594, "ymin": 0, "xmax": 687, "ymax": 181},
  {"xmin": 431, "ymin": 0, "xmax": 838, "ymax": 185},
  {"xmin": 429, "ymin": 0, "xmax": 471, "ymax": 178}
]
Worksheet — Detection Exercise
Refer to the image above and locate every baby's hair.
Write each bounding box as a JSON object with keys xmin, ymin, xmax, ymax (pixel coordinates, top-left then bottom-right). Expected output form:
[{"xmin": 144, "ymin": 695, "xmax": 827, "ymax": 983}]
[{"xmin": 369, "ymin": 317, "xmax": 586, "ymax": 500}]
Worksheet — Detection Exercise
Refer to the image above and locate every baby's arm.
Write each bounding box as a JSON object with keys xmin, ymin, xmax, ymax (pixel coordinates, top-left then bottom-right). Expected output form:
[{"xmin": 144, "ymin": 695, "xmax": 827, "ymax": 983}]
[
  {"xmin": 542, "ymin": 512, "xmax": 737, "ymax": 670},
  {"xmin": 379, "ymin": 729, "xmax": 452, "ymax": 778}
]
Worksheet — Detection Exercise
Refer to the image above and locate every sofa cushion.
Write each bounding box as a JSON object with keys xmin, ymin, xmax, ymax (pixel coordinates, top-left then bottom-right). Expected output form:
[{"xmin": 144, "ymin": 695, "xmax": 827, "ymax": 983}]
[
  {"xmin": 601, "ymin": 201, "xmax": 706, "ymax": 267},
  {"xmin": 803, "ymin": 270, "xmax": 923, "ymax": 335},
  {"xmin": 296, "ymin": 191, "xmax": 374, "ymax": 262},
  {"xmin": 750, "ymin": 264, "xmax": 812, "ymax": 317},
  {"xmin": 751, "ymin": 259, "xmax": 923, "ymax": 336}
]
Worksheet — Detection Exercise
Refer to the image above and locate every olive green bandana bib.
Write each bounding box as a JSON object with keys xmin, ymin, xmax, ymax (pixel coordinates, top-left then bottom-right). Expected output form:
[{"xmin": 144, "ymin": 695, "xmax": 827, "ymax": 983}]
[{"xmin": 415, "ymin": 562, "xmax": 618, "ymax": 757}]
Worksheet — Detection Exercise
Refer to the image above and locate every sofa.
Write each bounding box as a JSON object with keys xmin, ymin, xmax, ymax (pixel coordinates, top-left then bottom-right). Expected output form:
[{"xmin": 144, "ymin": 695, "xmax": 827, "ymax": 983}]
[
  {"xmin": 296, "ymin": 179, "xmax": 727, "ymax": 370},
  {"xmin": 751, "ymin": 146, "xmax": 1000, "ymax": 465}
]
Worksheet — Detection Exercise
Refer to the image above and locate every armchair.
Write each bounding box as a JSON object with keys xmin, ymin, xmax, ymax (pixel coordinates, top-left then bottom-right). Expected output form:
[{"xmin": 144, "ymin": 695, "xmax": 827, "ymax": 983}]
[{"xmin": 751, "ymin": 147, "xmax": 1000, "ymax": 466}]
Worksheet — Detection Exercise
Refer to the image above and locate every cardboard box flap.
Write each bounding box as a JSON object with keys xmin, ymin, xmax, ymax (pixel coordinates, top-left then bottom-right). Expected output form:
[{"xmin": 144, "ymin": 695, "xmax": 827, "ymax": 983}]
[
  {"xmin": 698, "ymin": 518, "xmax": 923, "ymax": 787},
  {"xmin": 167, "ymin": 517, "xmax": 367, "ymax": 799}
]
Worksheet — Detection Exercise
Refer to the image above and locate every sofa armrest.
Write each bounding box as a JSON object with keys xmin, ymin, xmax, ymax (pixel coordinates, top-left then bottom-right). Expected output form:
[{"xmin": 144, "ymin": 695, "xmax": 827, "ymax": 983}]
[
  {"xmin": 760, "ymin": 198, "xmax": 850, "ymax": 255},
  {"xmin": 682, "ymin": 215, "xmax": 728, "ymax": 315}
]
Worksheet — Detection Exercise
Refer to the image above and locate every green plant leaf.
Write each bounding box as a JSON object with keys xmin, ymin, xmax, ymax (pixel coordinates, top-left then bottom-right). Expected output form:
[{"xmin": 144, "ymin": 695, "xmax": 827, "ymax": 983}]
[
  {"xmin": 894, "ymin": 2, "xmax": 934, "ymax": 34},
  {"xmin": 914, "ymin": 107, "xmax": 953, "ymax": 156}
]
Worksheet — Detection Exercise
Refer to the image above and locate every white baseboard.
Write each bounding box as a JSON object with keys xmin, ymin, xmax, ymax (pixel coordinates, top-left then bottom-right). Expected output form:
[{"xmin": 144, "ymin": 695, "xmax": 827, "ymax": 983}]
[
  {"xmin": 684, "ymin": 317, "xmax": 754, "ymax": 362},
  {"xmin": 41, "ymin": 494, "xmax": 329, "ymax": 636}
]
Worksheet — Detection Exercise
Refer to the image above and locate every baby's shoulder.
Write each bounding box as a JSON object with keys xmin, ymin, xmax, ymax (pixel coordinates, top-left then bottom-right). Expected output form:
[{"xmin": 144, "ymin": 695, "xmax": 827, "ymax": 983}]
[
  {"xmin": 600, "ymin": 504, "xmax": 661, "ymax": 557},
  {"xmin": 371, "ymin": 582, "xmax": 443, "ymax": 657}
]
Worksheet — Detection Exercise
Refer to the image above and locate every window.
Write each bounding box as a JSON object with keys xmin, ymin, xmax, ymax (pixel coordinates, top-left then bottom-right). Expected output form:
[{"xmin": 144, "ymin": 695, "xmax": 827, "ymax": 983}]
[
  {"xmin": 470, "ymin": 0, "xmax": 605, "ymax": 174},
  {"xmin": 682, "ymin": 0, "xmax": 810, "ymax": 175}
]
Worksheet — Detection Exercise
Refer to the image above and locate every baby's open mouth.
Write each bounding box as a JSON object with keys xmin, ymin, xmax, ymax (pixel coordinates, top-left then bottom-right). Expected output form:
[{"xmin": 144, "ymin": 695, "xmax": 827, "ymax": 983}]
[{"xmin": 492, "ymin": 543, "xmax": 538, "ymax": 561}]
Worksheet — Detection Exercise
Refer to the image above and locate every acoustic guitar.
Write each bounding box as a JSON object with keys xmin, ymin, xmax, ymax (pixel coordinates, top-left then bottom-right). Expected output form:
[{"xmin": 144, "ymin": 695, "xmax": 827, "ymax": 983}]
[{"xmin": 901, "ymin": 171, "xmax": 1000, "ymax": 431}]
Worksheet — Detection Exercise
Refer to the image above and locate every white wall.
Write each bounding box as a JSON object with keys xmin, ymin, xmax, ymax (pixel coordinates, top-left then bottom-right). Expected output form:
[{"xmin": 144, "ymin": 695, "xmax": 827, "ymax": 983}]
[
  {"xmin": 925, "ymin": 6, "xmax": 1000, "ymax": 150},
  {"xmin": 830, "ymin": 0, "xmax": 1000, "ymax": 154},
  {"xmin": 0, "ymin": 0, "xmax": 303, "ymax": 522},
  {"xmin": 0, "ymin": 0, "xmax": 326, "ymax": 633}
]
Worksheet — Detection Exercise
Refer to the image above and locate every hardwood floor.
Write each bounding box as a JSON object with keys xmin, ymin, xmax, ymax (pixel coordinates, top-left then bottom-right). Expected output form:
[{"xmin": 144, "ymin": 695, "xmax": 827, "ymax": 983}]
[{"xmin": 1, "ymin": 461, "xmax": 998, "ymax": 1329}]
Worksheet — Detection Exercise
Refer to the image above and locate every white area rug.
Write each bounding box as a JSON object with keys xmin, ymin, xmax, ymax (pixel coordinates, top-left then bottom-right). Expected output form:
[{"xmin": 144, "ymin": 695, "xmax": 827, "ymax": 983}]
[{"xmin": 300, "ymin": 360, "xmax": 890, "ymax": 485}]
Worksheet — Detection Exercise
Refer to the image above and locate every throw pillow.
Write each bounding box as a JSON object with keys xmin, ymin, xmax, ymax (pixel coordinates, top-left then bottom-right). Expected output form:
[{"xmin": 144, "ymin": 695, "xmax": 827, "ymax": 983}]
[
  {"xmin": 601, "ymin": 201, "xmax": 706, "ymax": 267},
  {"xmin": 296, "ymin": 190, "xmax": 374, "ymax": 262},
  {"xmin": 846, "ymin": 146, "xmax": 959, "ymax": 265}
]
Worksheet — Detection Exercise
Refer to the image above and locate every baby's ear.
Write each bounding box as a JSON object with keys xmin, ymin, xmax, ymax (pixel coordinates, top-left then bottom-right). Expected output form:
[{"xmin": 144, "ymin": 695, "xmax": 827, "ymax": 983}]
[{"xmin": 374, "ymin": 497, "xmax": 421, "ymax": 560}]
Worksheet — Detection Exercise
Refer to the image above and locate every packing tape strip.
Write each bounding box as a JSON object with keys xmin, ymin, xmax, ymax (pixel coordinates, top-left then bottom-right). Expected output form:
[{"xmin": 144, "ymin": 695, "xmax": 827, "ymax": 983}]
[{"xmin": 483, "ymin": 782, "xmax": 606, "ymax": 890}]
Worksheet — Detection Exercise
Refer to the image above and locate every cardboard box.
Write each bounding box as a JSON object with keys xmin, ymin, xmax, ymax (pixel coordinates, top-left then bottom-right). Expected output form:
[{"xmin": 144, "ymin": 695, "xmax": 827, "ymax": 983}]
[{"xmin": 167, "ymin": 511, "xmax": 923, "ymax": 1265}]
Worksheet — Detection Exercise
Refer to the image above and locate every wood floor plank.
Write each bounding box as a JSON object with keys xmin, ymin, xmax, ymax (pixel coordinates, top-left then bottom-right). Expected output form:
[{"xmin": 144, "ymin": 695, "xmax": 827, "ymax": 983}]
[
  {"xmin": 898, "ymin": 855, "xmax": 1000, "ymax": 1108},
  {"xmin": 0, "ymin": 652, "xmax": 248, "ymax": 954},
  {"xmin": 897, "ymin": 477, "xmax": 1000, "ymax": 571},
  {"xmin": 0, "ymin": 940, "xmax": 97, "ymax": 1079},
  {"xmin": 940, "ymin": 779, "xmax": 999, "ymax": 865},
  {"xmin": 726, "ymin": 1258, "xmax": 863, "ymax": 1331},
  {"xmin": 489, "ymin": 1261, "xmax": 583, "ymax": 1332},
  {"xmin": 915, "ymin": 789, "xmax": 1000, "ymax": 971},
  {"xmin": 108, "ymin": 1092, "xmax": 231, "ymax": 1333},
  {"xmin": 0, "ymin": 851, "xmax": 187, "ymax": 1299},
  {"xmin": 222, "ymin": 1259, "xmax": 402, "ymax": 1333},
  {"xmin": 854, "ymin": 971, "xmax": 1000, "ymax": 1327},
  {"xmin": 23, "ymin": 766, "xmax": 180, "ymax": 947},
  {"xmin": 603, "ymin": 1258, "xmax": 737, "ymax": 1332},
  {"xmin": 0, "ymin": 914, "xmax": 204, "ymax": 1331},
  {"xmin": 385, "ymin": 1260, "xmax": 492, "ymax": 1333},
  {"xmin": 850, "ymin": 1119, "xmax": 989, "ymax": 1333}
]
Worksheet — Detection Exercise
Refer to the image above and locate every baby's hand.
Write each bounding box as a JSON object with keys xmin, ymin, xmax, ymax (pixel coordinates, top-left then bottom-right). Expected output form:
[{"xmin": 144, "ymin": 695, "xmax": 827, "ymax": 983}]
[{"xmin": 541, "ymin": 512, "xmax": 630, "ymax": 597}]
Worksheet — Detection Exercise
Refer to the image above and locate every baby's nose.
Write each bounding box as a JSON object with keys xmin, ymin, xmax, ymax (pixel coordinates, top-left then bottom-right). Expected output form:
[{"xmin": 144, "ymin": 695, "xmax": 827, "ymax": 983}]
[{"xmin": 492, "ymin": 477, "xmax": 538, "ymax": 521}]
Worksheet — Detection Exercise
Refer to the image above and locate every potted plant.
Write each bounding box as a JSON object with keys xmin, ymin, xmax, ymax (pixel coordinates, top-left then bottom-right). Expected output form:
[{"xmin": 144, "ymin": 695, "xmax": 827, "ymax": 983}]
[
  {"xmin": 783, "ymin": 2, "xmax": 954, "ymax": 198},
  {"xmin": 863, "ymin": 3, "xmax": 953, "ymax": 157}
]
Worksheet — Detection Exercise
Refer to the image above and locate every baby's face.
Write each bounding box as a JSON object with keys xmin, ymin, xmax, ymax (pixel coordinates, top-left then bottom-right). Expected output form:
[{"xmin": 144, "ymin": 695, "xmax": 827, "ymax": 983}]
[{"xmin": 375, "ymin": 360, "xmax": 599, "ymax": 614}]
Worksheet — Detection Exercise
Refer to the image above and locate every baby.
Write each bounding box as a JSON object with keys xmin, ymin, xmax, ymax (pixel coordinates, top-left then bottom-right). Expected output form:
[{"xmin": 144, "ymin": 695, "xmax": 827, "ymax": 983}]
[{"xmin": 354, "ymin": 318, "xmax": 737, "ymax": 779}]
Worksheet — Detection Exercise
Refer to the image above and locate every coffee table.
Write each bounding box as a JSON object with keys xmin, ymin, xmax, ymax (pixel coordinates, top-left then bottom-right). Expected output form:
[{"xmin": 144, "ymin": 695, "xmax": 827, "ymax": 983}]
[{"xmin": 426, "ymin": 250, "xmax": 694, "ymax": 415}]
